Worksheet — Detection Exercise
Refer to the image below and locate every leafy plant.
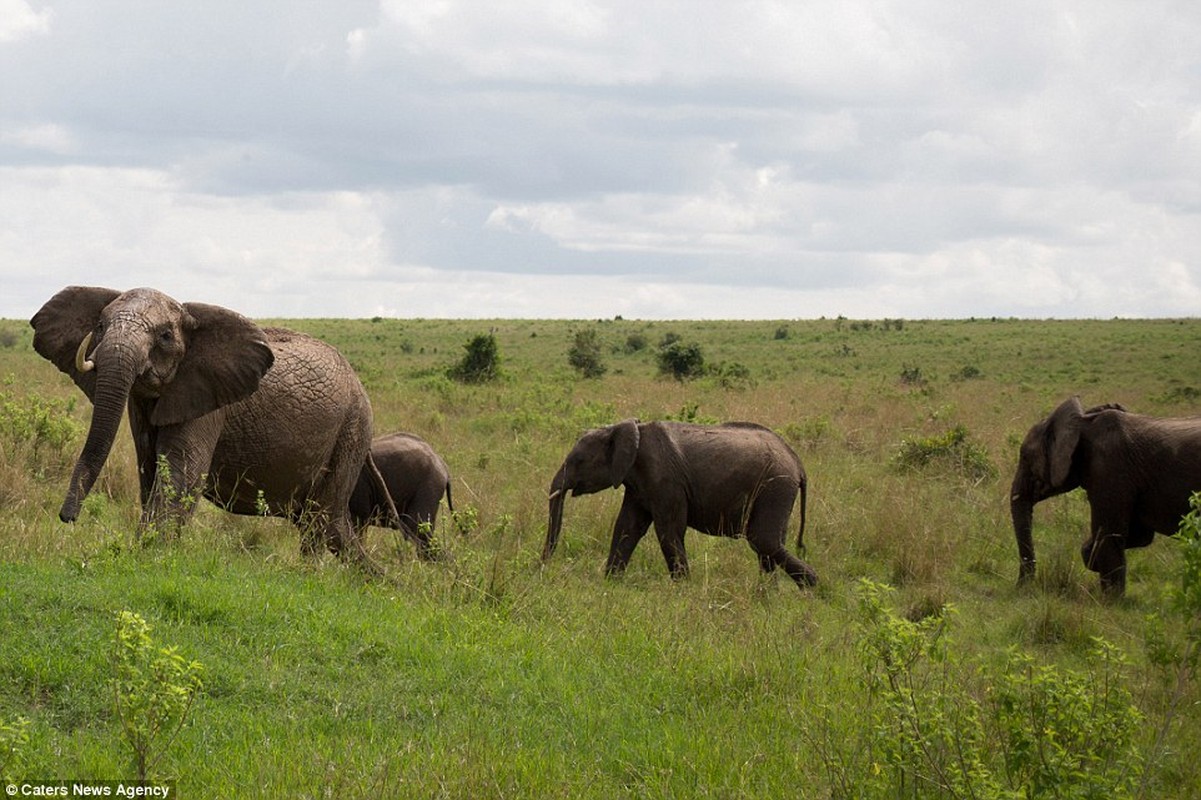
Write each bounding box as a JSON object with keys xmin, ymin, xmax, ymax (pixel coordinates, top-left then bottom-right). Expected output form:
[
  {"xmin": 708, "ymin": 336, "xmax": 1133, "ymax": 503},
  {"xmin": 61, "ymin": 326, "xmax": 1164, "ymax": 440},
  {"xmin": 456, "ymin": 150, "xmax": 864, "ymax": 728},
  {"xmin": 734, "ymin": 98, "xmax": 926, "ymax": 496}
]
[
  {"xmin": 847, "ymin": 579, "xmax": 1144, "ymax": 799},
  {"xmin": 622, "ymin": 332, "xmax": 648, "ymax": 353},
  {"xmin": 709, "ymin": 360, "xmax": 755, "ymax": 390},
  {"xmin": 568, "ymin": 329, "xmax": 607, "ymax": 379},
  {"xmin": 112, "ymin": 610, "xmax": 204, "ymax": 780},
  {"xmin": 1142, "ymin": 491, "xmax": 1201, "ymax": 789},
  {"xmin": 0, "ymin": 390, "xmax": 80, "ymax": 459},
  {"xmin": 448, "ymin": 333, "xmax": 501, "ymax": 384},
  {"xmin": 0, "ymin": 715, "xmax": 30, "ymax": 783},
  {"xmin": 656, "ymin": 340, "xmax": 705, "ymax": 381},
  {"xmin": 893, "ymin": 425, "xmax": 995, "ymax": 482},
  {"xmin": 991, "ymin": 642, "xmax": 1142, "ymax": 798},
  {"xmin": 899, "ymin": 364, "xmax": 926, "ymax": 386}
]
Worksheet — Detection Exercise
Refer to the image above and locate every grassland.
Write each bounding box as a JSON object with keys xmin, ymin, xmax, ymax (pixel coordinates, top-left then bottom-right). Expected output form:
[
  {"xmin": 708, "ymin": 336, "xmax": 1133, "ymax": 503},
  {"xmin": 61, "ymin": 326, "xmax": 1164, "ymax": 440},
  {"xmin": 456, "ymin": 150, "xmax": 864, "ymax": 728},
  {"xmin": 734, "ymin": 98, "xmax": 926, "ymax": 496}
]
[{"xmin": 1, "ymin": 315, "xmax": 1200, "ymax": 797}]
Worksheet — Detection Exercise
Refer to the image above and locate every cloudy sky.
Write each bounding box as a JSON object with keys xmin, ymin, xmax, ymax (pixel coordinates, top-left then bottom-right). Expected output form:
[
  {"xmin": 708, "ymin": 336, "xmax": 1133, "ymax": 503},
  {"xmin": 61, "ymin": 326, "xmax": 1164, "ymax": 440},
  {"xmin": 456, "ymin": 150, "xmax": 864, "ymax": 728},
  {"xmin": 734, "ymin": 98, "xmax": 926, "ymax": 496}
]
[{"xmin": 2, "ymin": 1, "xmax": 1199, "ymax": 320}]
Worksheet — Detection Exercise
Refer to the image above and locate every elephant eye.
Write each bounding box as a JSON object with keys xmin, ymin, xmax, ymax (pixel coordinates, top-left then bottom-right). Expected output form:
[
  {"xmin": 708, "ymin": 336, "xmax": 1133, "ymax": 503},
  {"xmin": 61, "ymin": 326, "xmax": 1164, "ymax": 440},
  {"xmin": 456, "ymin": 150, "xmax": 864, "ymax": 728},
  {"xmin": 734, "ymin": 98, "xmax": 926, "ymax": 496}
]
[{"xmin": 158, "ymin": 329, "xmax": 175, "ymax": 345}]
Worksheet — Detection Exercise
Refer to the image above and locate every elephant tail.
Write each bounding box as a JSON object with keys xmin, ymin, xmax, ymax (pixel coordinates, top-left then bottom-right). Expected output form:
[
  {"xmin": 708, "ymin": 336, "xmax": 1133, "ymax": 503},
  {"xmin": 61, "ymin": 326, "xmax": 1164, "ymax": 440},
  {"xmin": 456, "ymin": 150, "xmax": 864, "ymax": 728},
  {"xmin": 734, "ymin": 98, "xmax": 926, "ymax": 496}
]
[
  {"xmin": 796, "ymin": 472, "xmax": 808, "ymax": 553},
  {"xmin": 445, "ymin": 478, "xmax": 455, "ymax": 516}
]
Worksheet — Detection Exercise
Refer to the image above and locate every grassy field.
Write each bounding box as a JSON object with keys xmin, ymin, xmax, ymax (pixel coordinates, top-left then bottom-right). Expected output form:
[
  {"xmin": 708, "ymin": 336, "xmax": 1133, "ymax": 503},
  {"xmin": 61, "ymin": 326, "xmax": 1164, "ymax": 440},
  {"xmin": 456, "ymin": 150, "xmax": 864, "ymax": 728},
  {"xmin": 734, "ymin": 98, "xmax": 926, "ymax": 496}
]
[{"xmin": 1, "ymin": 315, "xmax": 1200, "ymax": 797}]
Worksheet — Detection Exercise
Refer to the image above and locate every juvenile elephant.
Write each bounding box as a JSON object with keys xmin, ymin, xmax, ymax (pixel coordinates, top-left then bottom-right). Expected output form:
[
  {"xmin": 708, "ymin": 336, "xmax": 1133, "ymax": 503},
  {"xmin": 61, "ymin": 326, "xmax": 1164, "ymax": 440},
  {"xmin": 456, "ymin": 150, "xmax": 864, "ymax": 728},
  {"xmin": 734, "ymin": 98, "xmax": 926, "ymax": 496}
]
[
  {"xmin": 31, "ymin": 286, "xmax": 395, "ymax": 571},
  {"xmin": 349, "ymin": 432, "xmax": 453, "ymax": 560},
  {"xmin": 544, "ymin": 419, "xmax": 817, "ymax": 589},
  {"xmin": 1011, "ymin": 396, "xmax": 1201, "ymax": 597}
]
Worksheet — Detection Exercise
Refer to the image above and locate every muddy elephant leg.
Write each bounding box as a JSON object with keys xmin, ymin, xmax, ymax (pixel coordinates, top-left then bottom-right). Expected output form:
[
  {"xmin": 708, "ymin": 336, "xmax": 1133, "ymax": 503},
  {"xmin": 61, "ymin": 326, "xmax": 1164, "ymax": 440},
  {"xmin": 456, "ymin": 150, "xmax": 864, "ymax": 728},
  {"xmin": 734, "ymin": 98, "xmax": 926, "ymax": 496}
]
[
  {"xmin": 140, "ymin": 419, "xmax": 220, "ymax": 539},
  {"xmin": 605, "ymin": 497, "xmax": 652, "ymax": 576}
]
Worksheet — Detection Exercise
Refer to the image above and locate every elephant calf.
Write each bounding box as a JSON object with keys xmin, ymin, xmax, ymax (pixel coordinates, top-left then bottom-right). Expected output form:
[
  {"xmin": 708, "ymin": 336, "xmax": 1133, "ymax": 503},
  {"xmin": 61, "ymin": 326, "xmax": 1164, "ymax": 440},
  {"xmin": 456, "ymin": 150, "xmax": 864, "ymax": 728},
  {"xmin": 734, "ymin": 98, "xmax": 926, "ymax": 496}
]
[
  {"xmin": 1011, "ymin": 396, "xmax": 1201, "ymax": 597},
  {"xmin": 350, "ymin": 432, "xmax": 453, "ymax": 560},
  {"xmin": 544, "ymin": 419, "xmax": 817, "ymax": 590}
]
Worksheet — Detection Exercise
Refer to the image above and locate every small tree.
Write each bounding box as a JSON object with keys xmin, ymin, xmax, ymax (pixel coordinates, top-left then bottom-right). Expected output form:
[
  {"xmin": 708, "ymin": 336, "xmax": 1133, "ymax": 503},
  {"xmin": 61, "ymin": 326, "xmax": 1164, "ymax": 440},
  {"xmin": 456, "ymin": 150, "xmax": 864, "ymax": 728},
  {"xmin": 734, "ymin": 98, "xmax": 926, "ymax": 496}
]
[
  {"xmin": 568, "ymin": 329, "xmax": 607, "ymax": 378},
  {"xmin": 656, "ymin": 340, "xmax": 705, "ymax": 381},
  {"xmin": 112, "ymin": 611, "xmax": 204, "ymax": 781},
  {"xmin": 449, "ymin": 333, "xmax": 501, "ymax": 384}
]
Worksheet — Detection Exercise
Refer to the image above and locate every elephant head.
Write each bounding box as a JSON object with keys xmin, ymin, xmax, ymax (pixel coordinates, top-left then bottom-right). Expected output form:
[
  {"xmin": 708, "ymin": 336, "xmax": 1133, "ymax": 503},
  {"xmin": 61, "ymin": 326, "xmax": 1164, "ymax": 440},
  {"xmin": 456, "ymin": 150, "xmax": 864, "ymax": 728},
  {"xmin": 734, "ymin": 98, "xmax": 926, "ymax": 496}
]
[
  {"xmin": 1009, "ymin": 397, "xmax": 1134, "ymax": 586},
  {"xmin": 31, "ymin": 286, "xmax": 274, "ymax": 522},
  {"xmin": 544, "ymin": 419, "xmax": 640, "ymax": 560}
]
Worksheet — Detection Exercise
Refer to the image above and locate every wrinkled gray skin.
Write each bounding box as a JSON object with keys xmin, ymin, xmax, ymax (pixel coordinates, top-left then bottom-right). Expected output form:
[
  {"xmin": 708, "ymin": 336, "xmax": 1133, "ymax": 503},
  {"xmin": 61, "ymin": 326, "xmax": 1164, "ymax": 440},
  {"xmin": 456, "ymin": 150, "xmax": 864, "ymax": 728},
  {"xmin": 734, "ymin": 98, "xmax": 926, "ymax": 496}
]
[
  {"xmin": 31, "ymin": 286, "xmax": 393, "ymax": 572},
  {"xmin": 1011, "ymin": 396, "xmax": 1201, "ymax": 597},
  {"xmin": 544, "ymin": 419, "xmax": 817, "ymax": 589},
  {"xmin": 350, "ymin": 432, "xmax": 453, "ymax": 561}
]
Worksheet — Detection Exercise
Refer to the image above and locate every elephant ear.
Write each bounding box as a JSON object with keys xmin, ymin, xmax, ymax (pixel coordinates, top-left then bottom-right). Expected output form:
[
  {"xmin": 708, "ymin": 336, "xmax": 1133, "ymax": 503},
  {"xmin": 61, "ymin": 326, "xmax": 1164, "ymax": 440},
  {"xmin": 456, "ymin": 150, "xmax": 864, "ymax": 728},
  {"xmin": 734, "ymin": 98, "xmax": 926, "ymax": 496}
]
[
  {"xmin": 150, "ymin": 302, "xmax": 275, "ymax": 427},
  {"xmin": 608, "ymin": 419, "xmax": 640, "ymax": 488},
  {"xmin": 1047, "ymin": 396, "xmax": 1085, "ymax": 488},
  {"xmin": 30, "ymin": 286, "xmax": 123, "ymax": 401}
]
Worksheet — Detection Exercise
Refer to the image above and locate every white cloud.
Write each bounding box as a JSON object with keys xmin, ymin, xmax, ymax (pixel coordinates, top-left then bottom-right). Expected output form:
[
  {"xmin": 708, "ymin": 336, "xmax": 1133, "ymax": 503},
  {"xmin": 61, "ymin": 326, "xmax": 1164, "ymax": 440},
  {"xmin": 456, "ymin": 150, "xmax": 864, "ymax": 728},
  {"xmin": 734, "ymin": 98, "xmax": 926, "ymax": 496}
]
[
  {"xmin": 1, "ymin": 1, "xmax": 1199, "ymax": 320},
  {"xmin": 0, "ymin": 0, "xmax": 52, "ymax": 42}
]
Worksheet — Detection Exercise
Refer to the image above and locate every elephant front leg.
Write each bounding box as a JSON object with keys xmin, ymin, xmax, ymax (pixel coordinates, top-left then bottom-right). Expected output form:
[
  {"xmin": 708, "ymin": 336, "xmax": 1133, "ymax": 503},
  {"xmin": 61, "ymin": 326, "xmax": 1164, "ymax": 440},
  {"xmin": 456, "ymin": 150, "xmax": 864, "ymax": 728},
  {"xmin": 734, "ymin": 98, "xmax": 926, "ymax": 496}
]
[
  {"xmin": 1082, "ymin": 519, "xmax": 1127, "ymax": 598},
  {"xmin": 140, "ymin": 422, "xmax": 219, "ymax": 539},
  {"xmin": 605, "ymin": 498, "xmax": 652, "ymax": 576},
  {"xmin": 652, "ymin": 509, "xmax": 690, "ymax": 580}
]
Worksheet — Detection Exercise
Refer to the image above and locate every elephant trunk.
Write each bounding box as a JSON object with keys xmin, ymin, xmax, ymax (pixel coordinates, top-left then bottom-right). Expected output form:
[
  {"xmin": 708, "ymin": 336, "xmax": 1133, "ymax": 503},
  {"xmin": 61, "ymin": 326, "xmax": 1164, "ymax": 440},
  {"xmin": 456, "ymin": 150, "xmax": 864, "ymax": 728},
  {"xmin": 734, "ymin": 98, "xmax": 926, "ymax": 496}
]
[
  {"xmin": 543, "ymin": 465, "xmax": 569, "ymax": 561},
  {"xmin": 61, "ymin": 336, "xmax": 141, "ymax": 522},
  {"xmin": 1011, "ymin": 491, "xmax": 1037, "ymax": 586}
]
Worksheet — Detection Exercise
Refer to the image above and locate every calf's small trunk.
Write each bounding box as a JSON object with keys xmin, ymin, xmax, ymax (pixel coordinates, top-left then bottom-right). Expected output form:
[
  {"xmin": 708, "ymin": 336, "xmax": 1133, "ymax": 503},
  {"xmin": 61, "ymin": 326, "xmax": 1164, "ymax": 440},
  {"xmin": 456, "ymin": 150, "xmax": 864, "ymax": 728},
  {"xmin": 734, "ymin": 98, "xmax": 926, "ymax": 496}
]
[
  {"xmin": 543, "ymin": 466, "xmax": 568, "ymax": 561},
  {"xmin": 1011, "ymin": 495, "xmax": 1037, "ymax": 585}
]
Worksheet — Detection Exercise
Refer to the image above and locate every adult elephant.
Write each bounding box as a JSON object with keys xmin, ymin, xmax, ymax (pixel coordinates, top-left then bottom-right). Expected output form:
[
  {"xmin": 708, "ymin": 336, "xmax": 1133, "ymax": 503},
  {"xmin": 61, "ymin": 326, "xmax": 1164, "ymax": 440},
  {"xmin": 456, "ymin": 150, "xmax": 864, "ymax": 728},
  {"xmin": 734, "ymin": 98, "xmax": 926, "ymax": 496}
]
[
  {"xmin": 543, "ymin": 419, "xmax": 817, "ymax": 590},
  {"xmin": 31, "ymin": 286, "xmax": 394, "ymax": 571},
  {"xmin": 1011, "ymin": 396, "xmax": 1201, "ymax": 597},
  {"xmin": 349, "ymin": 431, "xmax": 453, "ymax": 561}
]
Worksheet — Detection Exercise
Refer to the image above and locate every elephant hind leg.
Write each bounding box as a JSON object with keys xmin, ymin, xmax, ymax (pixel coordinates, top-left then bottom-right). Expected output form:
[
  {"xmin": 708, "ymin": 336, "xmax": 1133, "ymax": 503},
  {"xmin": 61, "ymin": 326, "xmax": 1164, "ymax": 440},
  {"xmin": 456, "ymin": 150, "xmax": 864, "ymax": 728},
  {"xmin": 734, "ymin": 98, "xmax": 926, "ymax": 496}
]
[{"xmin": 750, "ymin": 539, "xmax": 818, "ymax": 589}]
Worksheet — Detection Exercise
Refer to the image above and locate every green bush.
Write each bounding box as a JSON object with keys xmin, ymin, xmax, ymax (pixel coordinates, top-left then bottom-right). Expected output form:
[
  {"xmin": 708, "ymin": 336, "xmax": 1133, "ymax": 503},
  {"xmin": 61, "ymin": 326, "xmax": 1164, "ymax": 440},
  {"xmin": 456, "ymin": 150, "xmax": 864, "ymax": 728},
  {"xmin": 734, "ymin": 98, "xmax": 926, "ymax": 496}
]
[
  {"xmin": 622, "ymin": 333, "xmax": 648, "ymax": 353},
  {"xmin": 448, "ymin": 333, "xmax": 501, "ymax": 384},
  {"xmin": 656, "ymin": 340, "xmax": 706, "ymax": 381},
  {"xmin": 0, "ymin": 715, "xmax": 30, "ymax": 783},
  {"xmin": 893, "ymin": 425, "xmax": 995, "ymax": 482},
  {"xmin": 827, "ymin": 579, "xmax": 1146, "ymax": 799},
  {"xmin": 112, "ymin": 610, "xmax": 204, "ymax": 780},
  {"xmin": 568, "ymin": 329, "xmax": 607, "ymax": 379}
]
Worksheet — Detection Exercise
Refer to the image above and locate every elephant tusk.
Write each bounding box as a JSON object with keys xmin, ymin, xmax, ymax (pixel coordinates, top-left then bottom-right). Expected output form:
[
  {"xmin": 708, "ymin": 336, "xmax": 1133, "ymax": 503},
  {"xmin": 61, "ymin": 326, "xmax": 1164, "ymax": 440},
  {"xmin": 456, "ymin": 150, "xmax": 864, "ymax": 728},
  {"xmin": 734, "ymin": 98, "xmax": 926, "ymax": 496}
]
[
  {"xmin": 548, "ymin": 489, "xmax": 562, "ymax": 500},
  {"xmin": 75, "ymin": 332, "xmax": 95, "ymax": 373}
]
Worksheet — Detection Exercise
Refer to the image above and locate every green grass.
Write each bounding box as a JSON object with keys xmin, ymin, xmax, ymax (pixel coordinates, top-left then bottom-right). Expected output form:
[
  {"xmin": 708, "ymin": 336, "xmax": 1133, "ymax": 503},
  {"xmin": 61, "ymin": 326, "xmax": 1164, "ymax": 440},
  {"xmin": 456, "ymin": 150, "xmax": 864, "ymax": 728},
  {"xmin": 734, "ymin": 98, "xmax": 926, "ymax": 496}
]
[{"xmin": 2, "ymin": 316, "xmax": 1200, "ymax": 797}]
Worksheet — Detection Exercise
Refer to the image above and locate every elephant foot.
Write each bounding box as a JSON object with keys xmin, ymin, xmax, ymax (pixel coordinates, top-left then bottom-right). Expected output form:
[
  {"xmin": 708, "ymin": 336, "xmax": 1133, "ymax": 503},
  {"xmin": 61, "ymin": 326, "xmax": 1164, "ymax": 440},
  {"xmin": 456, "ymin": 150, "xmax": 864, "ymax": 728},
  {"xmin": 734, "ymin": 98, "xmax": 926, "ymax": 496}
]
[{"xmin": 1099, "ymin": 568, "xmax": 1127, "ymax": 600}]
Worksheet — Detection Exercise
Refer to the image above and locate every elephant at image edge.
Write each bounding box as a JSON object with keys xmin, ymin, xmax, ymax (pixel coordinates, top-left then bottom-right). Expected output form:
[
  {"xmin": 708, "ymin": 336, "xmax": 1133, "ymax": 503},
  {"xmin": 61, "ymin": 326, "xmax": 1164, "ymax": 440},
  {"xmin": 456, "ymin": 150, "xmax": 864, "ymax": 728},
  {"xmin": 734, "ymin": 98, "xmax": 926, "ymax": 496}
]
[
  {"xmin": 349, "ymin": 431, "xmax": 454, "ymax": 560},
  {"xmin": 544, "ymin": 419, "xmax": 818, "ymax": 590},
  {"xmin": 31, "ymin": 286, "xmax": 395, "ymax": 571},
  {"xmin": 1011, "ymin": 396, "xmax": 1201, "ymax": 597}
]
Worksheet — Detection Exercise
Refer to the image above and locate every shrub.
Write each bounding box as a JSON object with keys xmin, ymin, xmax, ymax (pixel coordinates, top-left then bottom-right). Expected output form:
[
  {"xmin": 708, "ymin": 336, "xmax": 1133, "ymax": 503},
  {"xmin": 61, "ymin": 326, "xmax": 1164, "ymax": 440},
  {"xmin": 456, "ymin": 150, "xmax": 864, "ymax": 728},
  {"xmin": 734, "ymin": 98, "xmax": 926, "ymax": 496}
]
[
  {"xmin": 817, "ymin": 579, "xmax": 1146, "ymax": 799},
  {"xmin": 448, "ymin": 333, "xmax": 501, "ymax": 384},
  {"xmin": 656, "ymin": 340, "xmax": 705, "ymax": 381},
  {"xmin": 622, "ymin": 333, "xmax": 648, "ymax": 354},
  {"xmin": 567, "ymin": 329, "xmax": 607, "ymax": 379},
  {"xmin": 112, "ymin": 610, "xmax": 204, "ymax": 780},
  {"xmin": 951, "ymin": 365, "xmax": 982, "ymax": 381},
  {"xmin": 0, "ymin": 716, "xmax": 30, "ymax": 783},
  {"xmin": 710, "ymin": 360, "xmax": 755, "ymax": 390},
  {"xmin": 893, "ymin": 425, "xmax": 995, "ymax": 482},
  {"xmin": 899, "ymin": 364, "xmax": 925, "ymax": 386}
]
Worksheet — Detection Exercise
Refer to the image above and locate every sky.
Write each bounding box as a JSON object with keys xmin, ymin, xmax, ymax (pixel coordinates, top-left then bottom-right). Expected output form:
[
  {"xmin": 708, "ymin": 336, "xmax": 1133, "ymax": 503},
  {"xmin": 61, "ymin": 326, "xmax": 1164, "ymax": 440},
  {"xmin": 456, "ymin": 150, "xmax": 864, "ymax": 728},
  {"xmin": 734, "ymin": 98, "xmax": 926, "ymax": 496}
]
[{"xmin": 1, "ymin": 1, "xmax": 1199, "ymax": 320}]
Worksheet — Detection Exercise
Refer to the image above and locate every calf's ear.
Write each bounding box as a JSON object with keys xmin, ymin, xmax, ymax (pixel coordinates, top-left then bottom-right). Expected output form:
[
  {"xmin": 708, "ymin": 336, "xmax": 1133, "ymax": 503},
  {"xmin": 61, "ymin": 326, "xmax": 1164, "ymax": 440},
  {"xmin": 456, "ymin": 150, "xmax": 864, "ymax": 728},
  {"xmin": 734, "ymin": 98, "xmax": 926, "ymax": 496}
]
[
  {"xmin": 1048, "ymin": 396, "xmax": 1084, "ymax": 488},
  {"xmin": 608, "ymin": 419, "xmax": 640, "ymax": 488}
]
